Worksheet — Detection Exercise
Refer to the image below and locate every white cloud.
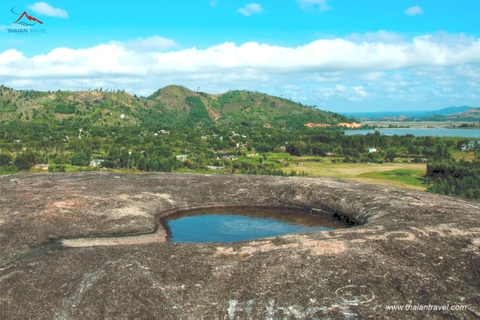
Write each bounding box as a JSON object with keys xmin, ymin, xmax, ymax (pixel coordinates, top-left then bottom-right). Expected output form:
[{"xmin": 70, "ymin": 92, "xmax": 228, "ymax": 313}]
[
  {"xmin": 345, "ymin": 31, "xmax": 403, "ymax": 44},
  {"xmin": 2, "ymin": 34, "xmax": 479, "ymax": 77},
  {"xmin": 312, "ymin": 72, "xmax": 345, "ymax": 83},
  {"xmin": 296, "ymin": 0, "xmax": 329, "ymax": 11},
  {"xmin": 455, "ymin": 65, "xmax": 480, "ymax": 80},
  {"xmin": 392, "ymin": 74, "xmax": 403, "ymax": 81},
  {"xmin": 353, "ymin": 86, "xmax": 369, "ymax": 97},
  {"xmin": 121, "ymin": 36, "xmax": 179, "ymax": 52},
  {"xmin": 314, "ymin": 85, "xmax": 369, "ymax": 101},
  {"xmin": 28, "ymin": 2, "xmax": 68, "ymax": 18},
  {"xmin": 0, "ymin": 49, "xmax": 24, "ymax": 64},
  {"xmin": 1, "ymin": 32, "xmax": 479, "ymax": 111},
  {"xmin": 237, "ymin": 3, "xmax": 263, "ymax": 16},
  {"xmin": 405, "ymin": 6, "xmax": 423, "ymax": 16},
  {"xmin": 361, "ymin": 72, "xmax": 385, "ymax": 82}
]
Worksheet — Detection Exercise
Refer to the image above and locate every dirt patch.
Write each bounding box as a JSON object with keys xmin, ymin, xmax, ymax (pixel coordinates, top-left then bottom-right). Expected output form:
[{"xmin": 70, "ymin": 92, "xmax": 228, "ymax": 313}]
[
  {"xmin": 206, "ymin": 106, "xmax": 221, "ymax": 120},
  {"xmin": 304, "ymin": 122, "xmax": 331, "ymax": 128},
  {"xmin": 0, "ymin": 173, "xmax": 479, "ymax": 319},
  {"xmin": 305, "ymin": 122, "xmax": 364, "ymax": 129},
  {"xmin": 337, "ymin": 122, "xmax": 363, "ymax": 128}
]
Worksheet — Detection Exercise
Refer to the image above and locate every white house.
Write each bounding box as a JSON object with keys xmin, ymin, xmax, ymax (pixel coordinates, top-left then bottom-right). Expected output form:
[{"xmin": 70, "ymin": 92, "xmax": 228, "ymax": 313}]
[
  {"xmin": 461, "ymin": 141, "xmax": 478, "ymax": 151},
  {"xmin": 176, "ymin": 155, "xmax": 188, "ymax": 161},
  {"xmin": 90, "ymin": 159, "xmax": 104, "ymax": 167}
]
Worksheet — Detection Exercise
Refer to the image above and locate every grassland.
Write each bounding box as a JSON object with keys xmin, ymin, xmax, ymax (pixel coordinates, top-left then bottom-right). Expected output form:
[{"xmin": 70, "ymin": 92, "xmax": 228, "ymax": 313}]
[
  {"xmin": 451, "ymin": 150, "xmax": 476, "ymax": 162},
  {"xmin": 279, "ymin": 158, "xmax": 427, "ymax": 190},
  {"xmin": 225, "ymin": 152, "xmax": 429, "ymax": 190}
]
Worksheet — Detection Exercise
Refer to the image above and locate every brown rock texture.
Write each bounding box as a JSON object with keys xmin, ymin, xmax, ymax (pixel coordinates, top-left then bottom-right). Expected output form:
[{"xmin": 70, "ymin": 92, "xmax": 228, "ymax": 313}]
[{"xmin": 0, "ymin": 172, "xmax": 479, "ymax": 319}]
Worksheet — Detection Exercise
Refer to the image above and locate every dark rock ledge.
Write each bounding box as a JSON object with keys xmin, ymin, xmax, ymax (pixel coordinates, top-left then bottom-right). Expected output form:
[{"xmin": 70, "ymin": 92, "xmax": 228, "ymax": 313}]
[{"xmin": 0, "ymin": 172, "xmax": 479, "ymax": 319}]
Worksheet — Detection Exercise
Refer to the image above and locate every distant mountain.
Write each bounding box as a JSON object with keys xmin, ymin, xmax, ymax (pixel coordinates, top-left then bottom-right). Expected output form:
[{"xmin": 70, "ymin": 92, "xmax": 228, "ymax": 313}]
[
  {"xmin": 0, "ymin": 85, "xmax": 352, "ymax": 129},
  {"xmin": 343, "ymin": 106, "xmax": 475, "ymax": 121},
  {"xmin": 426, "ymin": 108, "xmax": 480, "ymax": 122},
  {"xmin": 429, "ymin": 106, "xmax": 474, "ymax": 116}
]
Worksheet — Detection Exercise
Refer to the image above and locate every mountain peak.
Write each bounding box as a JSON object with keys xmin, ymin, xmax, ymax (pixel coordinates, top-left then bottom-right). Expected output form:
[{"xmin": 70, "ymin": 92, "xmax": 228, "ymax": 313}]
[{"xmin": 149, "ymin": 85, "xmax": 197, "ymax": 100}]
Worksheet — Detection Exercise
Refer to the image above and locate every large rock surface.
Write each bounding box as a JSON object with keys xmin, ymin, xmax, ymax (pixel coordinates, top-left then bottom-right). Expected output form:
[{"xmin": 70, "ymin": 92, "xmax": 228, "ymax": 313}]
[{"xmin": 0, "ymin": 172, "xmax": 479, "ymax": 319}]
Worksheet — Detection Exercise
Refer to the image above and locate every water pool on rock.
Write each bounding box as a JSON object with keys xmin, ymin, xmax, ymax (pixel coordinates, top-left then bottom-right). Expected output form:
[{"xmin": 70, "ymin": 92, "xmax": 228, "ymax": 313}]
[{"xmin": 161, "ymin": 206, "xmax": 348, "ymax": 243}]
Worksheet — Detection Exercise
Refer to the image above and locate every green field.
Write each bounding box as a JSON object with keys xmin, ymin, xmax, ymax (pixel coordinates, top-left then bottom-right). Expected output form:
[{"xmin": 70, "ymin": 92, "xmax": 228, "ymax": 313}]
[
  {"xmin": 170, "ymin": 152, "xmax": 429, "ymax": 191},
  {"xmin": 451, "ymin": 150, "xmax": 476, "ymax": 162},
  {"xmin": 357, "ymin": 169, "xmax": 426, "ymax": 188},
  {"xmin": 281, "ymin": 161, "xmax": 427, "ymax": 190}
]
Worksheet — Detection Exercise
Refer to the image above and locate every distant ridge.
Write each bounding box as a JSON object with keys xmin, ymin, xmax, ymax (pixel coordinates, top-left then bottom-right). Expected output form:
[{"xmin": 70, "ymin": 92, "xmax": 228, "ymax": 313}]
[
  {"xmin": 343, "ymin": 106, "xmax": 475, "ymax": 120},
  {"xmin": 430, "ymin": 106, "xmax": 474, "ymax": 116}
]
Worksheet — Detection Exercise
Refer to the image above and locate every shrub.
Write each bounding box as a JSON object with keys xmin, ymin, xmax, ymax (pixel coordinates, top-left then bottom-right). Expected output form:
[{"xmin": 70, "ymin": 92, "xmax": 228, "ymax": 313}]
[
  {"xmin": 54, "ymin": 104, "xmax": 76, "ymax": 114},
  {"xmin": 0, "ymin": 153, "xmax": 13, "ymax": 166},
  {"xmin": 71, "ymin": 152, "xmax": 90, "ymax": 166},
  {"xmin": 14, "ymin": 153, "xmax": 35, "ymax": 171}
]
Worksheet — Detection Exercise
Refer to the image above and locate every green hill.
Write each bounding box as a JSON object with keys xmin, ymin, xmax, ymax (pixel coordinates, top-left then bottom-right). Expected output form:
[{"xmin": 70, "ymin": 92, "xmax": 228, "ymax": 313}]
[
  {"xmin": 0, "ymin": 84, "xmax": 352, "ymax": 129},
  {"xmin": 148, "ymin": 85, "xmax": 352, "ymax": 127}
]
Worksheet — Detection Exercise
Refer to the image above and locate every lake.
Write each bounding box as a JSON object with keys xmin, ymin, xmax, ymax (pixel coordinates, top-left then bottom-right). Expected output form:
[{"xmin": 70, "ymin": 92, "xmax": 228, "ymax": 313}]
[
  {"xmin": 162, "ymin": 206, "xmax": 347, "ymax": 243},
  {"xmin": 344, "ymin": 128, "xmax": 480, "ymax": 138}
]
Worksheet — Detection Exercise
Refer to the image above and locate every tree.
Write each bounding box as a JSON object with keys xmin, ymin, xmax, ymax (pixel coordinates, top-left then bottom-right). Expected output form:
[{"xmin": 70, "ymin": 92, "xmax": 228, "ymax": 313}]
[
  {"xmin": 71, "ymin": 152, "xmax": 90, "ymax": 166},
  {"xmin": 386, "ymin": 149, "xmax": 396, "ymax": 162},
  {"xmin": 0, "ymin": 153, "xmax": 13, "ymax": 166},
  {"xmin": 14, "ymin": 153, "xmax": 35, "ymax": 171},
  {"xmin": 286, "ymin": 144, "xmax": 302, "ymax": 156}
]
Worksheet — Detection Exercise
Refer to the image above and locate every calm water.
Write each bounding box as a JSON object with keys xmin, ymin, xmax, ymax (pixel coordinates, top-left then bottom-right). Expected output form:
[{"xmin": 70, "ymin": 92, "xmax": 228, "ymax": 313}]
[
  {"xmin": 162, "ymin": 206, "xmax": 347, "ymax": 243},
  {"xmin": 344, "ymin": 128, "xmax": 480, "ymax": 138}
]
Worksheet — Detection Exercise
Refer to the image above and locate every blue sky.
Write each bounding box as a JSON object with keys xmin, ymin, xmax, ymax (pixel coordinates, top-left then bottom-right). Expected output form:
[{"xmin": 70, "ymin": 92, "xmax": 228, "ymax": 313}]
[{"xmin": 1, "ymin": 1, "xmax": 479, "ymax": 112}]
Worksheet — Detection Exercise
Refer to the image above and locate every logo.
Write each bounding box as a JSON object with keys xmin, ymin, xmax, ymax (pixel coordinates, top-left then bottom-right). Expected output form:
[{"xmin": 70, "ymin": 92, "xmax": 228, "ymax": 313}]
[
  {"xmin": 11, "ymin": 7, "xmax": 43, "ymax": 26},
  {"xmin": 7, "ymin": 6, "xmax": 46, "ymax": 35}
]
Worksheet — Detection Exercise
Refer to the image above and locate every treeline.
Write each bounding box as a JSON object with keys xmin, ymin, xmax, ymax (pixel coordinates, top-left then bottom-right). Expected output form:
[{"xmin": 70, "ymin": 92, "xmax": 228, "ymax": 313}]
[
  {"xmin": 0, "ymin": 125, "xmax": 459, "ymax": 170},
  {"xmin": 284, "ymin": 131, "xmax": 452, "ymax": 163},
  {"xmin": 426, "ymin": 161, "xmax": 480, "ymax": 200},
  {"xmin": 0, "ymin": 117, "xmax": 478, "ymax": 194}
]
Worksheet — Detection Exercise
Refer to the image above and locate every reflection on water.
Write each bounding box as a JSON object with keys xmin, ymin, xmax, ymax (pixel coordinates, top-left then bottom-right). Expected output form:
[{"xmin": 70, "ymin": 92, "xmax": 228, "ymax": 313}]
[{"xmin": 162, "ymin": 206, "xmax": 348, "ymax": 243}]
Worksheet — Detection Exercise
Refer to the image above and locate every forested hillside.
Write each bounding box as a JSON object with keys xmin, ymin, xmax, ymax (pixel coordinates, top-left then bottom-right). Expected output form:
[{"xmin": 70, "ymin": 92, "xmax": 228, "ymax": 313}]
[{"xmin": 0, "ymin": 85, "xmax": 351, "ymax": 129}]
